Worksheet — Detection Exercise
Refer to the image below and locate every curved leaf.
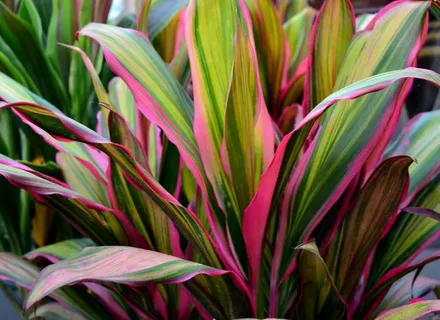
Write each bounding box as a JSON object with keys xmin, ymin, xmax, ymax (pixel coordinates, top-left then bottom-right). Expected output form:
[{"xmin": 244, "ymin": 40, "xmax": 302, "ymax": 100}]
[
  {"xmin": 375, "ymin": 300, "xmax": 440, "ymax": 320},
  {"xmin": 24, "ymin": 246, "xmax": 227, "ymax": 314},
  {"xmin": 25, "ymin": 238, "xmax": 94, "ymax": 262}
]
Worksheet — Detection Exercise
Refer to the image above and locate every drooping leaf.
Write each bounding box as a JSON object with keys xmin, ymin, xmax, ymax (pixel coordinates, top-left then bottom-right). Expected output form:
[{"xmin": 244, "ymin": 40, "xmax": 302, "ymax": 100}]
[
  {"xmin": 0, "ymin": 157, "xmax": 134, "ymax": 246},
  {"xmin": 0, "ymin": 252, "xmax": 111, "ymax": 319},
  {"xmin": 24, "ymin": 246, "xmax": 228, "ymax": 316}
]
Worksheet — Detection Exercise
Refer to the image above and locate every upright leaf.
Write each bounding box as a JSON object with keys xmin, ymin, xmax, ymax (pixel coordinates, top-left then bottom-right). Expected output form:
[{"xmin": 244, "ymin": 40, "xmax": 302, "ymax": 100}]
[
  {"xmin": 277, "ymin": 1, "xmax": 429, "ymax": 283},
  {"xmin": 296, "ymin": 241, "xmax": 347, "ymax": 320},
  {"xmin": 325, "ymin": 157, "xmax": 412, "ymax": 302},
  {"xmin": 245, "ymin": 0, "xmax": 286, "ymax": 114},
  {"xmin": 305, "ymin": 0, "xmax": 354, "ymax": 113}
]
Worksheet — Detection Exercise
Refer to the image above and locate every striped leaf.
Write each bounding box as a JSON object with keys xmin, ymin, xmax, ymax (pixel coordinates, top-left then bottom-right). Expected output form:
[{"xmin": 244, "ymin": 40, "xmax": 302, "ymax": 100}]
[
  {"xmin": 358, "ymin": 252, "xmax": 440, "ymax": 319},
  {"xmin": 25, "ymin": 238, "xmax": 94, "ymax": 262},
  {"xmin": 108, "ymin": 77, "xmax": 137, "ymax": 133},
  {"xmin": 366, "ymin": 174, "xmax": 440, "ymax": 293},
  {"xmin": 305, "ymin": 0, "xmax": 354, "ymax": 113},
  {"xmin": 389, "ymin": 110, "xmax": 440, "ymax": 202},
  {"xmin": 245, "ymin": 0, "xmax": 286, "ymax": 114},
  {"xmin": 377, "ymin": 275, "xmax": 440, "ymax": 315},
  {"xmin": 0, "ymin": 73, "xmax": 107, "ymax": 179},
  {"xmin": 277, "ymin": 1, "xmax": 430, "ymax": 285},
  {"xmin": 57, "ymin": 152, "xmax": 111, "ymax": 207},
  {"xmin": 76, "ymin": 23, "xmax": 207, "ymax": 204},
  {"xmin": 0, "ymin": 252, "xmax": 111, "ymax": 319},
  {"xmin": 186, "ymin": 0, "xmax": 238, "ymax": 211},
  {"xmin": 375, "ymin": 300, "xmax": 440, "ymax": 320},
  {"xmin": 283, "ymin": 7, "xmax": 316, "ymax": 78},
  {"xmin": 0, "ymin": 156, "xmax": 136, "ymax": 246},
  {"xmin": 0, "ymin": 2, "xmax": 68, "ymax": 108},
  {"xmin": 224, "ymin": 20, "xmax": 275, "ymax": 269},
  {"xmin": 243, "ymin": 65, "xmax": 440, "ymax": 317},
  {"xmin": 24, "ymin": 247, "xmax": 227, "ymax": 316},
  {"xmin": 296, "ymin": 241, "xmax": 347, "ymax": 319},
  {"xmin": 325, "ymin": 156, "xmax": 412, "ymax": 302},
  {"xmin": 147, "ymin": 0, "xmax": 188, "ymax": 40}
]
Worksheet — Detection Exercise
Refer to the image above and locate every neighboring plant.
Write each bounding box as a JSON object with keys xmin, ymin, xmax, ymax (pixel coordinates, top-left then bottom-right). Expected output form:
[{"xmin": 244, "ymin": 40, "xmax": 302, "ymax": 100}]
[{"xmin": 0, "ymin": 0, "xmax": 439, "ymax": 319}]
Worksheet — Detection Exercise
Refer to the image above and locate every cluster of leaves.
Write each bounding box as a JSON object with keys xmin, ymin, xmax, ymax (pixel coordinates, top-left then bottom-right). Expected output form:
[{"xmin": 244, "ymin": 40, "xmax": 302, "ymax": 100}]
[{"xmin": 0, "ymin": 0, "xmax": 440, "ymax": 319}]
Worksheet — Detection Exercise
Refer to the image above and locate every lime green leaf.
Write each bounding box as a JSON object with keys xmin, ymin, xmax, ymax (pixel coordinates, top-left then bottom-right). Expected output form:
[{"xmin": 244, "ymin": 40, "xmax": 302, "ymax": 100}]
[
  {"xmin": 306, "ymin": 0, "xmax": 354, "ymax": 112},
  {"xmin": 375, "ymin": 300, "xmax": 440, "ymax": 320},
  {"xmin": 245, "ymin": 0, "xmax": 286, "ymax": 114},
  {"xmin": 25, "ymin": 238, "xmax": 94, "ymax": 262},
  {"xmin": 283, "ymin": 7, "xmax": 316, "ymax": 78}
]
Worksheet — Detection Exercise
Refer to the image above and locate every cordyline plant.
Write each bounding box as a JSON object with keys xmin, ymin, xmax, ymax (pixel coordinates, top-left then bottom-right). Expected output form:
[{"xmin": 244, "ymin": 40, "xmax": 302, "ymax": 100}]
[{"xmin": 0, "ymin": 0, "xmax": 440, "ymax": 318}]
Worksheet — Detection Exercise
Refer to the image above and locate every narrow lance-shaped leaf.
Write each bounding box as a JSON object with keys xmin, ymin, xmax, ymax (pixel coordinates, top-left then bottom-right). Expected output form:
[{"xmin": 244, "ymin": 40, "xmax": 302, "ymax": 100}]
[
  {"xmin": 296, "ymin": 241, "xmax": 347, "ymax": 320},
  {"xmin": 243, "ymin": 64, "xmax": 440, "ymax": 319},
  {"xmin": 25, "ymin": 238, "xmax": 94, "ymax": 262},
  {"xmin": 277, "ymin": 1, "xmax": 429, "ymax": 285},
  {"xmin": 376, "ymin": 275, "xmax": 440, "ymax": 315},
  {"xmin": 304, "ymin": 0, "xmax": 354, "ymax": 113},
  {"xmin": 0, "ymin": 72, "xmax": 107, "ymax": 179},
  {"xmin": 186, "ymin": 0, "xmax": 240, "ymax": 214},
  {"xmin": 375, "ymin": 300, "xmax": 440, "ymax": 320},
  {"xmin": 388, "ymin": 110, "xmax": 440, "ymax": 203},
  {"xmin": 283, "ymin": 7, "xmax": 316, "ymax": 78},
  {"xmin": 0, "ymin": 156, "xmax": 138, "ymax": 246},
  {"xmin": 24, "ymin": 247, "xmax": 228, "ymax": 317},
  {"xmin": 0, "ymin": 252, "xmax": 111, "ymax": 319},
  {"xmin": 46, "ymin": 0, "xmax": 78, "ymax": 86},
  {"xmin": 245, "ymin": 0, "xmax": 286, "ymax": 115},
  {"xmin": 325, "ymin": 156, "xmax": 412, "ymax": 303},
  {"xmin": 366, "ymin": 174, "xmax": 440, "ymax": 293}
]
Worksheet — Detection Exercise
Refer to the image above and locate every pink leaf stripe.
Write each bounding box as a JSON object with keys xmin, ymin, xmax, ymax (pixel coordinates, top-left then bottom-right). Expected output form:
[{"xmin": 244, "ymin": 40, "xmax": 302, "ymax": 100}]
[
  {"xmin": 375, "ymin": 300, "xmax": 440, "ymax": 320},
  {"xmin": 242, "ymin": 66, "xmax": 440, "ymax": 295},
  {"xmin": 25, "ymin": 246, "xmax": 228, "ymax": 311}
]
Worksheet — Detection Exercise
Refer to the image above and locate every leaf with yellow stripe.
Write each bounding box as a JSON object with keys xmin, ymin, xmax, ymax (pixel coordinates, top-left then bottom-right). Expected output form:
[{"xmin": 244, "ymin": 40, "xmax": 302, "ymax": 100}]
[
  {"xmin": 0, "ymin": 101, "xmax": 254, "ymax": 317},
  {"xmin": 245, "ymin": 0, "xmax": 286, "ymax": 115},
  {"xmin": 276, "ymin": 1, "xmax": 430, "ymax": 286},
  {"xmin": 374, "ymin": 300, "xmax": 440, "ymax": 320},
  {"xmin": 186, "ymin": 0, "xmax": 238, "ymax": 210},
  {"xmin": 305, "ymin": 0, "xmax": 354, "ymax": 113},
  {"xmin": 283, "ymin": 7, "xmax": 316, "ymax": 78}
]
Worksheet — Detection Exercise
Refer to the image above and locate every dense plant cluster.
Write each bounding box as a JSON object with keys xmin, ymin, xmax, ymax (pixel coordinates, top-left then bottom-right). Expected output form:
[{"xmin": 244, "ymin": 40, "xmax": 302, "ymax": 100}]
[{"xmin": 0, "ymin": 0, "xmax": 440, "ymax": 319}]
